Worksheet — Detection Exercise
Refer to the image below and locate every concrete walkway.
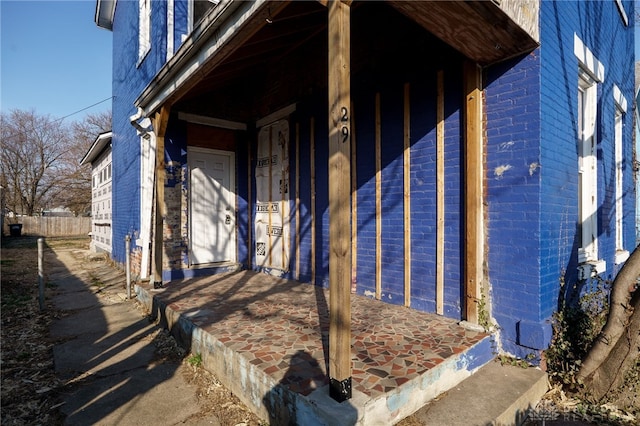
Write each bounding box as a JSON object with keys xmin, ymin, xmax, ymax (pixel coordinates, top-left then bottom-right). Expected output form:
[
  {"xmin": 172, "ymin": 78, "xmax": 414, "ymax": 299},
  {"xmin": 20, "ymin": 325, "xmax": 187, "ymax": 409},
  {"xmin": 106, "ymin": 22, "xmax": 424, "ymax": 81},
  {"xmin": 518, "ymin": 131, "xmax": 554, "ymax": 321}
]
[
  {"xmin": 47, "ymin": 243, "xmax": 549, "ymax": 425},
  {"xmin": 48, "ymin": 247, "xmax": 221, "ymax": 426}
]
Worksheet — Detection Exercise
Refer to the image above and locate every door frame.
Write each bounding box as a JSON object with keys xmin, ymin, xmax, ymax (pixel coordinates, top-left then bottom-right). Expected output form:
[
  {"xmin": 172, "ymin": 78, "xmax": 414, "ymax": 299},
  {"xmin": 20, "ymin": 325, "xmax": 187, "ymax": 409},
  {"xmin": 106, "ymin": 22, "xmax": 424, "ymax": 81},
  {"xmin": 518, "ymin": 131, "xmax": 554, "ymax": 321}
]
[{"xmin": 187, "ymin": 146, "xmax": 236, "ymax": 266}]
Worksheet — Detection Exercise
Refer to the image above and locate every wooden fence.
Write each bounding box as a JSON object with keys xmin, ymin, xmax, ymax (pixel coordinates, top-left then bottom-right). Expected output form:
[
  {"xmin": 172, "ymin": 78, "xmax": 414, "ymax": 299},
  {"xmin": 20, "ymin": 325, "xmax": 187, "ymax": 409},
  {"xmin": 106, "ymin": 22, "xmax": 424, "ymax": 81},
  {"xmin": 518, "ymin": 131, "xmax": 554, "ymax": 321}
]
[{"xmin": 2, "ymin": 217, "xmax": 91, "ymax": 237}]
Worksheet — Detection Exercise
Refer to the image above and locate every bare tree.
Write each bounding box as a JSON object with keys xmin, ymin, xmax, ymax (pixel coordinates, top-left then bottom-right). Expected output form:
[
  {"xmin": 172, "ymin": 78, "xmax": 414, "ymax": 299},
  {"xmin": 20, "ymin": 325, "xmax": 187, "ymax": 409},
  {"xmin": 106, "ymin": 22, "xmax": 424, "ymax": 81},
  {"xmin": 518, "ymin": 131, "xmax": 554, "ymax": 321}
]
[
  {"xmin": 51, "ymin": 110, "xmax": 112, "ymax": 215},
  {"xmin": 0, "ymin": 109, "xmax": 69, "ymax": 216},
  {"xmin": 577, "ymin": 245, "xmax": 640, "ymax": 402},
  {"xmin": 0, "ymin": 109, "xmax": 111, "ymax": 217}
]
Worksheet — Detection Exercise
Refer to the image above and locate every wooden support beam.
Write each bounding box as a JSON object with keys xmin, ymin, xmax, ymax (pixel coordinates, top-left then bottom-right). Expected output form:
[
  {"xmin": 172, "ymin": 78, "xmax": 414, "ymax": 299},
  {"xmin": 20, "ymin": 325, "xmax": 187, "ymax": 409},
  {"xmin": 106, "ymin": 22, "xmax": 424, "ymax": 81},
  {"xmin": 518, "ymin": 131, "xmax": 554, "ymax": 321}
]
[
  {"xmin": 310, "ymin": 117, "xmax": 316, "ymax": 285},
  {"xmin": 295, "ymin": 122, "xmax": 301, "ymax": 281},
  {"xmin": 463, "ymin": 61, "xmax": 483, "ymax": 324},
  {"xmin": 247, "ymin": 140, "xmax": 252, "ymax": 269},
  {"xmin": 436, "ymin": 70, "xmax": 445, "ymax": 315},
  {"xmin": 328, "ymin": 0, "xmax": 352, "ymax": 402},
  {"xmin": 152, "ymin": 105, "xmax": 170, "ymax": 288},
  {"xmin": 268, "ymin": 127, "xmax": 273, "ymax": 266},
  {"xmin": 403, "ymin": 83, "xmax": 411, "ymax": 308},
  {"xmin": 375, "ymin": 92, "xmax": 382, "ymax": 301},
  {"xmin": 351, "ymin": 101, "xmax": 357, "ymax": 294}
]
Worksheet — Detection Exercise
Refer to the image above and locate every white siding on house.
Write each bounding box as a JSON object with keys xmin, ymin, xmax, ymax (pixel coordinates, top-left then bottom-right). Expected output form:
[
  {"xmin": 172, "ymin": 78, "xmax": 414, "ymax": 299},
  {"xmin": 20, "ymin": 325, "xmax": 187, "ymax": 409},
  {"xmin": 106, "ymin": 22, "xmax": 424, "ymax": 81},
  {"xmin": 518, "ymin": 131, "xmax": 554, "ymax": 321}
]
[{"xmin": 91, "ymin": 149, "xmax": 113, "ymax": 253}]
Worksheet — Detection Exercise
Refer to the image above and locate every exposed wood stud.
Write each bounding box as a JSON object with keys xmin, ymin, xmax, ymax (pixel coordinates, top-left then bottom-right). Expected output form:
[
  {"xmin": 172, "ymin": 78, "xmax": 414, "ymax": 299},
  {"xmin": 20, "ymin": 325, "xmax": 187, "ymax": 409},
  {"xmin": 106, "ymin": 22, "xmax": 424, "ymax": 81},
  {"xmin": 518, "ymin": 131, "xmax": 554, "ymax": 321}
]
[
  {"xmin": 464, "ymin": 61, "xmax": 484, "ymax": 324},
  {"xmin": 328, "ymin": 0, "xmax": 352, "ymax": 401},
  {"xmin": 152, "ymin": 105, "xmax": 170, "ymax": 287},
  {"xmin": 403, "ymin": 83, "xmax": 411, "ymax": 308},
  {"xmin": 280, "ymin": 125, "xmax": 288, "ymax": 271},
  {"xmin": 247, "ymin": 140, "xmax": 252, "ymax": 269},
  {"xmin": 436, "ymin": 70, "xmax": 445, "ymax": 315},
  {"xmin": 310, "ymin": 117, "xmax": 316, "ymax": 285},
  {"xmin": 375, "ymin": 92, "xmax": 382, "ymax": 301},
  {"xmin": 295, "ymin": 122, "xmax": 301, "ymax": 281},
  {"xmin": 351, "ymin": 100, "xmax": 357, "ymax": 294},
  {"xmin": 268, "ymin": 126, "xmax": 273, "ymax": 266}
]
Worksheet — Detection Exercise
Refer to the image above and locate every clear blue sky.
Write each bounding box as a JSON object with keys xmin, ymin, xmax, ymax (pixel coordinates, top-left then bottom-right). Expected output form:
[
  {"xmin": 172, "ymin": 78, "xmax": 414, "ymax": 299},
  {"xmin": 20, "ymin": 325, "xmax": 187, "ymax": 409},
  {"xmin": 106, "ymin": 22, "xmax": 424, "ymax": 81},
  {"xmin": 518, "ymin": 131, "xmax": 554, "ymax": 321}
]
[
  {"xmin": 0, "ymin": 0, "xmax": 112, "ymax": 122},
  {"xmin": 0, "ymin": 1, "xmax": 637, "ymax": 122}
]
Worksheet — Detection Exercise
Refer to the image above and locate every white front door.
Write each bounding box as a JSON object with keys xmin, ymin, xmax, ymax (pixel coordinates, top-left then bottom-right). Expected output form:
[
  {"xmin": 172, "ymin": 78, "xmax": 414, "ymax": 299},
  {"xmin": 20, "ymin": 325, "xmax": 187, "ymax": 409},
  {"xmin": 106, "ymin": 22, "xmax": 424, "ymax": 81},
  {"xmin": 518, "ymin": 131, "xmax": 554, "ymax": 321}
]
[{"xmin": 188, "ymin": 147, "xmax": 236, "ymax": 265}]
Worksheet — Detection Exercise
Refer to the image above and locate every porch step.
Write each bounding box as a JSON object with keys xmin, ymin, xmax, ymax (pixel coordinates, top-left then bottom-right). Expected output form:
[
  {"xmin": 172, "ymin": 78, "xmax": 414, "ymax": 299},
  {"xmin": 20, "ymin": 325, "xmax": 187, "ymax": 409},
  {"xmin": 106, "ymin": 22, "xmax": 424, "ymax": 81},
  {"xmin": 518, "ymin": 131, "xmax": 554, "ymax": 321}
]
[{"xmin": 405, "ymin": 360, "xmax": 549, "ymax": 425}]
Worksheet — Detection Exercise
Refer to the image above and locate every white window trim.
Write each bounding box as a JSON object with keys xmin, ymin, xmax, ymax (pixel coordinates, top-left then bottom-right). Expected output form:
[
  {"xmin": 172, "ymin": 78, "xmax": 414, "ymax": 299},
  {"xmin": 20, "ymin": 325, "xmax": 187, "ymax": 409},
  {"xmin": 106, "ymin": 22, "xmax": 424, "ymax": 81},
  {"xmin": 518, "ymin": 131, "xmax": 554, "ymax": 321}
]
[
  {"xmin": 138, "ymin": 0, "xmax": 151, "ymax": 66},
  {"xmin": 577, "ymin": 70, "xmax": 599, "ymax": 263},
  {"xmin": 615, "ymin": 0, "xmax": 629, "ymax": 27},
  {"xmin": 167, "ymin": 0, "xmax": 174, "ymax": 61},
  {"xmin": 187, "ymin": 0, "xmax": 194, "ymax": 34},
  {"xmin": 613, "ymin": 84, "xmax": 629, "ymax": 264},
  {"xmin": 138, "ymin": 134, "xmax": 156, "ymax": 279},
  {"xmin": 574, "ymin": 34, "xmax": 604, "ymax": 83},
  {"xmin": 575, "ymin": 34, "xmax": 606, "ymax": 277}
]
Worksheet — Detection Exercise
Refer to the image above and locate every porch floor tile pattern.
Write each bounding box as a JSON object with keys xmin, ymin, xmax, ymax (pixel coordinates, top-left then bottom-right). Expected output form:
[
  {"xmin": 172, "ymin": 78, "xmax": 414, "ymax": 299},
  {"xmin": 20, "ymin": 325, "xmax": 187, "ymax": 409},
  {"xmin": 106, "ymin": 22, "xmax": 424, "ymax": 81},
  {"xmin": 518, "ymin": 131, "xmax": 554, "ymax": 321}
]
[{"xmin": 143, "ymin": 270, "xmax": 487, "ymax": 398}]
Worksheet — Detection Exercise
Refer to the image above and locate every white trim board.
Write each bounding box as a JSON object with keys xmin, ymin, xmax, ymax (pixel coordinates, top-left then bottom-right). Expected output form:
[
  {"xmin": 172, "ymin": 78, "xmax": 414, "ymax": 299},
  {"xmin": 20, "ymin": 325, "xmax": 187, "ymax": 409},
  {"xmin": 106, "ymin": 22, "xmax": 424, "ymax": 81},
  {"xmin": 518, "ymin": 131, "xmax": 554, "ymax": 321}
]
[{"xmin": 178, "ymin": 112, "xmax": 247, "ymax": 130}]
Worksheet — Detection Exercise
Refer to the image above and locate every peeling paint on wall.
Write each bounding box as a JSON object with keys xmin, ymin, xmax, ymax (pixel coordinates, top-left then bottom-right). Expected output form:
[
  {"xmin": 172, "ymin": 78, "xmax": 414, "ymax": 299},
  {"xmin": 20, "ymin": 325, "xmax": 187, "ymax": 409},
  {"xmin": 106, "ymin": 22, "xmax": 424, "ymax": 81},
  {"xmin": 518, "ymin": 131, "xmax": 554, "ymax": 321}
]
[
  {"xmin": 494, "ymin": 164, "xmax": 513, "ymax": 179},
  {"xmin": 529, "ymin": 162, "xmax": 540, "ymax": 176},
  {"xmin": 498, "ymin": 141, "xmax": 515, "ymax": 152}
]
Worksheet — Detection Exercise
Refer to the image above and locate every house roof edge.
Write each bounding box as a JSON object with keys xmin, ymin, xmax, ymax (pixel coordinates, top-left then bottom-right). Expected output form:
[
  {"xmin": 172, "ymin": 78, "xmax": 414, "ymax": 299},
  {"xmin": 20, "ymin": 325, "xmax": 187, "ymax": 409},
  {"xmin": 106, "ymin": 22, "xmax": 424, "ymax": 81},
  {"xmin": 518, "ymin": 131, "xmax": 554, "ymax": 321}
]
[{"xmin": 81, "ymin": 131, "xmax": 113, "ymax": 166}]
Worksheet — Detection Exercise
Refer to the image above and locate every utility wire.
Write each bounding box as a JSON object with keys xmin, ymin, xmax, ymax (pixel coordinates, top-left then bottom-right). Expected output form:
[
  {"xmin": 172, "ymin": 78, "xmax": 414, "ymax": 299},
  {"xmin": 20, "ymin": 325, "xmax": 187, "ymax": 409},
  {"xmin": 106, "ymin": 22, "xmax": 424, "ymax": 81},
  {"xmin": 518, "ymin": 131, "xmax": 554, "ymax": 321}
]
[
  {"xmin": 1, "ymin": 96, "xmax": 114, "ymax": 142},
  {"xmin": 54, "ymin": 96, "xmax": 114, "ymax": 122}
]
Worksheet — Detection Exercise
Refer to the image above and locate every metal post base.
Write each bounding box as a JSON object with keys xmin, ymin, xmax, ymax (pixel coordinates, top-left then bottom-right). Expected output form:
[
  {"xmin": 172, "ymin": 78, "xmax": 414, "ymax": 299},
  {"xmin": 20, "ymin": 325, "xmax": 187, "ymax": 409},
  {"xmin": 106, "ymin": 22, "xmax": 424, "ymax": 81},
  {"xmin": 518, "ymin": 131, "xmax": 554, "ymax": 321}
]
[{"xmin": 329, "ymin": 377, "xmax": 352, "ymax": 402}]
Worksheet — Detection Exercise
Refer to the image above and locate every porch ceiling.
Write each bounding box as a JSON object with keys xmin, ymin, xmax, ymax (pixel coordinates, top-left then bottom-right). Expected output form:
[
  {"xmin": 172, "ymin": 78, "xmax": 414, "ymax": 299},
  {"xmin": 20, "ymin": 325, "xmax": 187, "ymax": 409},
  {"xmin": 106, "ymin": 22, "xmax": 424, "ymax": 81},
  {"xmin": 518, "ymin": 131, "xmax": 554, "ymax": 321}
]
[
  {"xmin": 386, "ymin": 0, "xmax": 539, "ymax": 66},
  {"xmin": 137, "ymin": 0, "xmax": 539, "ymax": 117},
  {"xmin": 178, "ymin": 1, "xmax": 328, "ymax": 109}
]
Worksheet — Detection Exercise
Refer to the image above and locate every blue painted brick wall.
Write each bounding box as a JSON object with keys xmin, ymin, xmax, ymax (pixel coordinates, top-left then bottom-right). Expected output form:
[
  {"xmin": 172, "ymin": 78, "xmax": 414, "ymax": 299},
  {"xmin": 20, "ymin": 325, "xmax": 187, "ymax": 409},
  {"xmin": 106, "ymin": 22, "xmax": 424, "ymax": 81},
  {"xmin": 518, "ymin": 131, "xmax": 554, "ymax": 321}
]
[
  {"xmin": 485, "ymin": 51, "xmax": 543, "ymax": 355},
  {"xmin": 442, "ymin": 65, "xmax": 463, "ymax": 318},
  {"xmin": 539, "ymin": 0, "xmax": 635, "ymax": 315},
  {"xmin": 111, "ymin": 0, "xmax": 174, "ymax": 263},
  {"xmin": 484, "ymin": 0, "xmax": 635, "ymax": 356},
  {"xmin": 379, "ymin": 84, "xmax": 406, "ymax": 305},
  {"xmin": 409, "ymin": 74, "xmax": 437, "ymax": 313}
]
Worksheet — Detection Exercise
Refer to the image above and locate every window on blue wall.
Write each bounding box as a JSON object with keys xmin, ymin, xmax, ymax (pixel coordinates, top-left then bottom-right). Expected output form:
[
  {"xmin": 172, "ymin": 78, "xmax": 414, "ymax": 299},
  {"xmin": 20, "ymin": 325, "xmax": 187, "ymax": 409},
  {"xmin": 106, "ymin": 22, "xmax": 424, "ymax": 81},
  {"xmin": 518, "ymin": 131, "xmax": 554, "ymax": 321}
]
[
  {"xmin": 189, "ymin": 0, "xmax": 218, "ymax": 33},
  {"xmin": 615, "ymin": 108, "xmax": 623, "ymax": 250},
  {"xmin": 138, "ymin": 0, "xmax": 151, "ymax": 65},
  {"xmin": 574, "ymin": 33, "xmax": 606, "ymax": 277},
  {"xmin": 577, "ymin": 67, "xmax": 599, "ymax": 264},
  {"xmin": 613, "ymin": 84, "xmax": 629, "ymax": 264},
  {"xmin": 167, "ymin": 0, "xmax": 174, "ymax": 61}
]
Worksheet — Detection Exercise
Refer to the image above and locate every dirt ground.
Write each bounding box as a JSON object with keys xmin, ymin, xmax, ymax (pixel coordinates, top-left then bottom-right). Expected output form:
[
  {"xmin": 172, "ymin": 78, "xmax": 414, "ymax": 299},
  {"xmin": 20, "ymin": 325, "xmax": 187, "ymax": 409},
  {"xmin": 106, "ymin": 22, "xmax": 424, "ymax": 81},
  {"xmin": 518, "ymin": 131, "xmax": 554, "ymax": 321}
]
[{"xmin": 0, "ymin": 236, "xmax": 262, "ymax": 426}]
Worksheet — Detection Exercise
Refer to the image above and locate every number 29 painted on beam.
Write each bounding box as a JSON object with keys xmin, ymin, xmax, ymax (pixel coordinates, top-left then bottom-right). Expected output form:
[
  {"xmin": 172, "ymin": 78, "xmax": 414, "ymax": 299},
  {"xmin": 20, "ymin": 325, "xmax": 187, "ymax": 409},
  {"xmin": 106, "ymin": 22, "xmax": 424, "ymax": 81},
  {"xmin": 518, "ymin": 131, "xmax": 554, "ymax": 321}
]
[{"xmin": 340, "ymin": 106, "xmax": 349, "ymax": 143}]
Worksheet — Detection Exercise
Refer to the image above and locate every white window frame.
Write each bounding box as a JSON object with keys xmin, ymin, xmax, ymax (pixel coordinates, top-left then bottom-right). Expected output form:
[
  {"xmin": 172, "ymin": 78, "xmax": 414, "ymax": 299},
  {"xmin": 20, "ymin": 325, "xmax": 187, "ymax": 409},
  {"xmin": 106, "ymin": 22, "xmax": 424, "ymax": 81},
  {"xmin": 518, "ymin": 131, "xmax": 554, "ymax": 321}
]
[
  {"xmin": 187, "ymin": 0, "xmax": 219, "ymax": 34},
  {"xmin": 613, "ymin": 84, "xmax": 629, "ymax": 264},
  {"xmin": 187, "ymin": 0, "xmax": 195, "ymax": 33},
  {"xmin": 138, "ymin": 0, "xmax": 151, "ymax": 65},
  {"xmin": 138, "ymin": 134, "xmax": 156, "ymax": 280},
  {"xmin": 577, "ymin": 70, "xmax": 598, "ymax": 263},
  {"xmin": 574, "ymin": 34, "xmax": 606, "ymax": 278},
  {"xmin": 167, "ymin": 0, "xmax": 174, "ymax": 61}
]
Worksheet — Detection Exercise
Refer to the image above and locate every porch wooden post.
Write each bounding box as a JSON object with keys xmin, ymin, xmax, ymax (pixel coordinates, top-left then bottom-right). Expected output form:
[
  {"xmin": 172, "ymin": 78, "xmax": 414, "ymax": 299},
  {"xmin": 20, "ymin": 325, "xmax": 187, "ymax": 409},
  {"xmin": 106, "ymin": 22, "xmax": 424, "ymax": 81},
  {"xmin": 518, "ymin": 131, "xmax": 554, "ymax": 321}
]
[
  {"xmin": 463, "ymin": 61, "xmax": 483, "ymax": 323},
  {"xmin": 328, "ymin": 0, "xmax": 352, "ymax": 402},
  {"xmin": 152, "ymin": 105, "xmax": 170, "ymax": 288}
]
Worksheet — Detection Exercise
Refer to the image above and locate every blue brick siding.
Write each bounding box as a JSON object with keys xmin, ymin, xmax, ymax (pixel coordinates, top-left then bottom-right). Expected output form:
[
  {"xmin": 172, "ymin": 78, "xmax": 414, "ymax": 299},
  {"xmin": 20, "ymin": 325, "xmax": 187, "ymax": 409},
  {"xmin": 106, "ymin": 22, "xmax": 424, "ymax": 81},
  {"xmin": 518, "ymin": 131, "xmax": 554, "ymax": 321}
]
[
  {"xmin": 539, "ymin": 0, "xmax": 635, "ymax": 312},
  {"xmin": 408, "ymin": 75, "xmax": 437, "ymax": 313},
  {"xmin": 107, "ymin": 0, "xmax": 635, "ymax": 357},
  {"xmin": 485, "ymin": 52, "xmax": 543, "ymax": 356},
  {"xmin": 481, "ymin": 0, "xmax": 635, "ymax": 356}
]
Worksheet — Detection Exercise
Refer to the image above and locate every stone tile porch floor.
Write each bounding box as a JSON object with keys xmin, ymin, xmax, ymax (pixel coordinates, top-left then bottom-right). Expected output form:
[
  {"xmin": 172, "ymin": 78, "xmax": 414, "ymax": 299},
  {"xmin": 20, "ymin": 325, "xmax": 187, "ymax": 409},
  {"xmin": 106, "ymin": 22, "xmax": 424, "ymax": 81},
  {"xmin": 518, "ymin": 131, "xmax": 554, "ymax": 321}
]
[{"xmin": 138, "ymin": 269, "xmax": 488, "ymax": 400}]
